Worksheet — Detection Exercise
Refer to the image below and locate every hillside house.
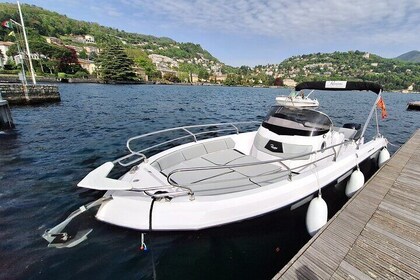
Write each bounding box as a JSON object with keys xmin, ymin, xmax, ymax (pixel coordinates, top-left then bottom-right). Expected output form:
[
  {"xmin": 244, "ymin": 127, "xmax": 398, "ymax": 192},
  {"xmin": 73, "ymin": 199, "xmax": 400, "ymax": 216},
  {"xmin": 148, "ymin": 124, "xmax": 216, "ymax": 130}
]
[
  {"xmin": 66, "ymin": 45, "xmax": 84, "ymax": 54},
  {"xmin": 149, "ymin": 54, "xmax": 179, "ymax": 68},
  {"xmin": 0, "ymin": 41, "xmax": 14, "ymax": 67},
  {"xmin": 72, "ymin": 35, "xmax": 95, "ymax": 44},
  {"xmin": 84, "ymin": 46, "xmax": 100, "ymax": 55},
  {"xmin": 78, "ymin": 59, "xmax": 96, "ymax": 74},
  {"xmin": 191, "ymin": 73, "xmax": 199, "ymax": 83},
  {"xmin": 214, "ymin": 73, "xmax": 227, "ymax": 83},
  {"xmin": 46, "ymin": 37, "xmax": 63, "ymax": 45},
  {"xmin": 14, "ymin": 53, "xmax": 46, "ymax": 65},
  {"xmin": 283, "ymin": 78, "xmax": 297, "ymax": 87},
  {"xmin": 159, "ymin": 66, "xmax": 178, "ymax": 77},
  {"xmin": 84, "ymin": 35, "xmax": 95, "ymax": 43}
]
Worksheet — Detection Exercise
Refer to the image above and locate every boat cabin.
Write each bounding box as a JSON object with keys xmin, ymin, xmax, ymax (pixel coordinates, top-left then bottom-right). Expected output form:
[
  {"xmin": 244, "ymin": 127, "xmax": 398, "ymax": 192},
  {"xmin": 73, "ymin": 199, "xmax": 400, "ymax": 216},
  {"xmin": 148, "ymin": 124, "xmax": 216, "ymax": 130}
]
[{"xmin": 251, "ymin": 106, "xmax": 334, "ymax": 165}]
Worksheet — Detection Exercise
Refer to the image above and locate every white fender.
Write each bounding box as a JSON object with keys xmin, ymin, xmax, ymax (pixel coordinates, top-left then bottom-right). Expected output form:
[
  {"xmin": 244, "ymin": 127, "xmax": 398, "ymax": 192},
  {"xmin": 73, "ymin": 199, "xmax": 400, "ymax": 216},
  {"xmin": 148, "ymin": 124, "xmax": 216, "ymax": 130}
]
[
  {"xmin": 378, "ymin": 148, "xmax": 390, "ymax": 168},
  {"xmin": 306, "ymin": 196, "xmax": 328, "ymax": 236},
  {"xmin": 345, "ymin": 169, "xmax": 365, "ymax": 198}
]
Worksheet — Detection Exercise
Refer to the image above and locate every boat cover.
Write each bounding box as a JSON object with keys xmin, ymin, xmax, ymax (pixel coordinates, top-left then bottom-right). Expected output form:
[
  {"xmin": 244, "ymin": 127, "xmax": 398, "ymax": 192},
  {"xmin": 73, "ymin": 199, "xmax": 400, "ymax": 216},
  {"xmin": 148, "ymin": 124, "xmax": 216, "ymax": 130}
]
[{"xmin": 295, "ymin": 81, "xmax": 383, "ymax": 94}]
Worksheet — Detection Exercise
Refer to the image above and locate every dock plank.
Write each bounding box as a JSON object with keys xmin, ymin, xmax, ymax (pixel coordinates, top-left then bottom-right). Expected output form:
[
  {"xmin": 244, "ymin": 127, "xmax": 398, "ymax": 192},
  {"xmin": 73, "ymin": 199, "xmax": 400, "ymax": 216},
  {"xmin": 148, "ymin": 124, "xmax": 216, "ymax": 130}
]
[
  {"xmin": 349, "ymin": 237, "xmax": 419, "ymax": 279},
  {"xmin": 274, "ymin": 129, "xmax": 420, "ymax": 280},
  {"xmin": 356, "ymin": 234, "xmax": 420, "ymax": 279},
  {"xmin": 360, "ymin": 227, "xmax": 420, "ymax": 263}
]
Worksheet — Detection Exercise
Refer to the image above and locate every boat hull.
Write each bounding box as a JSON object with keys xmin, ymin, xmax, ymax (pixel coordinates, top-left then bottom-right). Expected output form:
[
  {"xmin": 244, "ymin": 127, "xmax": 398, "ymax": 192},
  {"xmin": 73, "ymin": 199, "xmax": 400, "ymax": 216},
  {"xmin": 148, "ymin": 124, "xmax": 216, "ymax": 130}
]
[
  {"xmin": 95, "ymin": 137, "xmax": 386, "ymax": 231},
  {"xmin": 275, "ymin": 96, "xmax": 319, "ymax": 107}
]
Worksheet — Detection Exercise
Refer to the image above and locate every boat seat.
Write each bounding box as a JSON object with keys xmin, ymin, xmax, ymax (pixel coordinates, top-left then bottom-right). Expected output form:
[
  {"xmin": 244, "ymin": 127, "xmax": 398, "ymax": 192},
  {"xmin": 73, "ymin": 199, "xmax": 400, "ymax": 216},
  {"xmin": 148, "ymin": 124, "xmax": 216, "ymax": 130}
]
[
  {"xmin": 333, "ymin": 123, "xmax": 361, "ymax": 140},
  {"xmin": 181, "ymin": 144, "xmax": 207, "ymax": 160},
  {"xmin": 202, "ymin": 149, "xmax": 245, "ymax": 165},
  {"xmin": 166, "ymin": 152, "xmax": 284, "ymax": 195},
  {"xmin": 151, "ymin": 138, "xmax": 236, "ymax": 172},
  {"xmin": 151, "ymin": 151, "xmax": 185, "ymax": 171},
  {"xmin": 163, "ymin": 149, "xmax": 245, "ymax": 184},
  {"xmin": 150, "ymin": 137, "xmax": 286, "ymax": 195},
  {"xmin": 202, "ymin": 138, "xmax": 235, "ymax": 153},
  {"xmin": 190, "ymin": 172, "xmax": 257, "ymax": 195},
  {"xmin": 228, "ymin": 155, "xmax": 282, "ymax": 177},
  {"xmin": 165, "ymin": 157, "xmax": 231, "ymax": 185},
  {"xmin": 343, "ymin": 123, "xmax": 362, "ymax": 140}
]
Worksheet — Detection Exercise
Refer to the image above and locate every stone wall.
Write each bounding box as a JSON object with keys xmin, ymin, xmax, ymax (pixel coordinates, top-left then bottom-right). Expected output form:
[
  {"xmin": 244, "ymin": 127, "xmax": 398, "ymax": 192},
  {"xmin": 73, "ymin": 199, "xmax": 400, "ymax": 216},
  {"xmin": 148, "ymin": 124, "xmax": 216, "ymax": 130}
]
[{"xmin": 0, "ymin": 83, "xmax": 60, "ymax": 105}]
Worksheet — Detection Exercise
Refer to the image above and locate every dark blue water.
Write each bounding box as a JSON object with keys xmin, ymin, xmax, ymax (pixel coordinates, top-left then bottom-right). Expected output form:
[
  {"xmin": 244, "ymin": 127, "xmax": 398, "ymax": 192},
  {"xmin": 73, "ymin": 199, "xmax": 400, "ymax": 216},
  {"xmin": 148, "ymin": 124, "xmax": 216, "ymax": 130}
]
[{"xmin": 1, "ymin": 84, "xmax": 419, "ymax": 280}]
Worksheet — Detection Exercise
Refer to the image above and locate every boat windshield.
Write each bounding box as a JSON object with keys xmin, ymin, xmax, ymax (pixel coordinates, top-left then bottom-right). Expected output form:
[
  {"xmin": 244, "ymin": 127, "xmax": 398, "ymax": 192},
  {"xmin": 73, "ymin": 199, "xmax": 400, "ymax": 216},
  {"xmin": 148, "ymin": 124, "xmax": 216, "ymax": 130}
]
[{"xmin": 262, "ymin": 106, "xmax": 332, "ymax": 136}]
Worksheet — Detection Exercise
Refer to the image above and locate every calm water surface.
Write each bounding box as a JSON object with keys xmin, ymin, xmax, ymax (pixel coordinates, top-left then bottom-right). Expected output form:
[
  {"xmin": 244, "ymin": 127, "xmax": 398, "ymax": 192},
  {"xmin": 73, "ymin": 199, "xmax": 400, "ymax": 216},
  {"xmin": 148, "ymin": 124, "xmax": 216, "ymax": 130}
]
[{"xmin": 1, "ymin": 84, "xmax": 419, "ymax": 280}]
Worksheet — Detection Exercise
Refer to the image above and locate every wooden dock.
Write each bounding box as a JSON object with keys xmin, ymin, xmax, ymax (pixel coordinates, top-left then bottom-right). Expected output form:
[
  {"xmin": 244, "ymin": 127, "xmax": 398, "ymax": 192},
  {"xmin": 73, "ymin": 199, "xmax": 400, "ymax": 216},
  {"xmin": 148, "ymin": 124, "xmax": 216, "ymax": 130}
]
[
  {"xmin": 0, "ymin": 83, "xmax": 60, "ymax": 105},
  {"xmin": 274, "ymin": 129, "xmax": 420, "ymax": 279}
]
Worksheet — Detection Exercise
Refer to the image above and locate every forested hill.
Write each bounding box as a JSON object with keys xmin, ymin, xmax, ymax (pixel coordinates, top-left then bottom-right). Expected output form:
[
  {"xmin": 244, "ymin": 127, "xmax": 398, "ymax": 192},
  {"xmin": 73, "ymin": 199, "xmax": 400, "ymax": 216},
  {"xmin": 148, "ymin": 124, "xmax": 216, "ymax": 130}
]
[
  {"xmin": 0, "ymin": 3, "xmax": 218, "ymax": 61},
  {"xmin": 395, "ymin": 51, "xmax": 420, "ymax": 63},
  {"xmin": 272, "ymin": 51, "xmax": 420, "ymax": 91},
  {"xmin": 0, "ymin": 3, "xmax": 418, "ymax": 91}
]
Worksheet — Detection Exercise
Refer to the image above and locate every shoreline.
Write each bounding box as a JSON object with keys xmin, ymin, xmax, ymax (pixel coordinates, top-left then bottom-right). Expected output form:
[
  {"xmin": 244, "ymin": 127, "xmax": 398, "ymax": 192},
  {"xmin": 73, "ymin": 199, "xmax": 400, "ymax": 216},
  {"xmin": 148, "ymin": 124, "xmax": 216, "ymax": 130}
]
[{"xmin": 0, "ymin": 75, "xmax": 418, "ymax": 93}]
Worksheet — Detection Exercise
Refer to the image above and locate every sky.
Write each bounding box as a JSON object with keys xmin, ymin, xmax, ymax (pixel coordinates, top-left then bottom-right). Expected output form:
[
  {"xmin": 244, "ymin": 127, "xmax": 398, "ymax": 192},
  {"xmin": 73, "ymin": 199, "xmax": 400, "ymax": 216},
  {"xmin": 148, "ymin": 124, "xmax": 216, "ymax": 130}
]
[{"xmin": 3, "ymin": 0, "xmax": 420, "ymax": 66}]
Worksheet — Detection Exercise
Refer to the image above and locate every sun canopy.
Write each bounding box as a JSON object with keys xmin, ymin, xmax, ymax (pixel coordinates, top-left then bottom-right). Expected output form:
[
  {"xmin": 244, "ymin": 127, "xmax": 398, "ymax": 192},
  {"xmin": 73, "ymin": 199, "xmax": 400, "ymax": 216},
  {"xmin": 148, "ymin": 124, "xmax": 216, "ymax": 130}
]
[{"xmin": 295, "ymin": 81, "xmax": 383, "ymax": 94}]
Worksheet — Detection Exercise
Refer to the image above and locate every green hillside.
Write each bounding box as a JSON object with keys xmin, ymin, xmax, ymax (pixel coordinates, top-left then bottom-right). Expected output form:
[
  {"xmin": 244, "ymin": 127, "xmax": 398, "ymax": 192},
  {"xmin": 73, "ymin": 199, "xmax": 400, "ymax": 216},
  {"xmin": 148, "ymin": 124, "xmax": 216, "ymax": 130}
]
[
  {"xmin": 0, "ymin": 3, "xmax": 216, "ymax": 61},
  {"xmin": 395, "ymin": 51, "xmax": 420, "ymax": 63},
  {"xmin": 273, "ymin": 51, "xmax": 419, "ymax": 91},
  {"xmin": 0, "ymin": 3, "xmax": 418, "ymax": 90},
  {"xmin": 0, "ymin": 2, "xmax": 220, "ymax": 82}
]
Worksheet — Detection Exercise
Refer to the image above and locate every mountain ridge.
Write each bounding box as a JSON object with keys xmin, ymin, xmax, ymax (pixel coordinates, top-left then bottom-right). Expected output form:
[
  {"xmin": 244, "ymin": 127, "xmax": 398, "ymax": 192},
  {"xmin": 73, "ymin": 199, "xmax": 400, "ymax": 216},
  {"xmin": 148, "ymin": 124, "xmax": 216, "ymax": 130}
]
[{"xmin": 395, "ymin": 50, "xmax": 420, "ymax": 63}]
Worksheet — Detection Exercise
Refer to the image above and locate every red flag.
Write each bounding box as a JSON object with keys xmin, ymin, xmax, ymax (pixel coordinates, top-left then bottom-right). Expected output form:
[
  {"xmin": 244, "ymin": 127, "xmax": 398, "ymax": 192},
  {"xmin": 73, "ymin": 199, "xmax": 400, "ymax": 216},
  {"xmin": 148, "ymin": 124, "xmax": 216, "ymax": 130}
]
[
  {"xmin": 377, "ymin": 97, "xmax": 388, "ymax": 119},
  {"xmin": 1, "ymin": 20, "xmax": 12, "ymax": 29}
]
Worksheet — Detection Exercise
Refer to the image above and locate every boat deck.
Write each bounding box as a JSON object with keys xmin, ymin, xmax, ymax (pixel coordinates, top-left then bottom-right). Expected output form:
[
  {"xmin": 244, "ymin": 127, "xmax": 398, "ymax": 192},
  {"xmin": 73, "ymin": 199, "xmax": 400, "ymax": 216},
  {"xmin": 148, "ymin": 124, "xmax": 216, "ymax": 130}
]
[
  {"xmin": 153, "ymin": 145, "xmax": 286, "ymax": 196},
  {"xmin": 274, "ymin": 129, "xmax": 420, "ymax": 279}
]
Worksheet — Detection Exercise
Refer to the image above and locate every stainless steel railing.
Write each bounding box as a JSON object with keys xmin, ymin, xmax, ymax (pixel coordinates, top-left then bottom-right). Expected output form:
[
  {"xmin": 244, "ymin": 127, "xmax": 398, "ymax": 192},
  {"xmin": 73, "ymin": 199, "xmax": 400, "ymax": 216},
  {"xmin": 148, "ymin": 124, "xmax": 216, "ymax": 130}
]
[{"xmin": 113, "ymin": 121, "xmax": 260, "ymax": 167}]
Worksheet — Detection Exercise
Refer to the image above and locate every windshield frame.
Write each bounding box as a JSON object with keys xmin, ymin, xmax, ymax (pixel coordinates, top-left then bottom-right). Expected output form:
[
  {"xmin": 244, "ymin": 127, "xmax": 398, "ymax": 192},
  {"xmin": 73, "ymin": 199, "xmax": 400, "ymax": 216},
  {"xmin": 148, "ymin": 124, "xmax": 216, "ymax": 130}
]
[{"xmin": 262, "ymin": 106, "xmax": 333, "ymax": 136}]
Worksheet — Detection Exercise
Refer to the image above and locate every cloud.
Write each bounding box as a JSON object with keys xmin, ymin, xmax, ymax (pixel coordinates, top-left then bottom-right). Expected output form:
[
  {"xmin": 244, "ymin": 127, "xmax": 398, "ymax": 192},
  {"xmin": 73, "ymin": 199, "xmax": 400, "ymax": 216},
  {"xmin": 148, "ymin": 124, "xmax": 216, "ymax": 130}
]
[
  {"xmin": 20, "ymin": 0, "xmax": 419, "ymax": 64},
  {"xmin": 90, "ymin": 4, "xmax": 123, "ymax": 17},
  {"xmin": 126, "ymin": 0, "xmax": 420, "ymax": 44}
]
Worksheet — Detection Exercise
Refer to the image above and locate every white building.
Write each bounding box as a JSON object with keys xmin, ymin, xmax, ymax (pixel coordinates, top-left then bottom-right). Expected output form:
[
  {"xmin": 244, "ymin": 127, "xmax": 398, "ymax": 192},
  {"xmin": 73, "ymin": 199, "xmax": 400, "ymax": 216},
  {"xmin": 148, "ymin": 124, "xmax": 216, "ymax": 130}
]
[
  {"xmin": 14, "ymin": 53, "xmax": 46, "ymax": 65},
  {"xmin": 78, "ymin": 59, "xmax": 96, "ymax": 74},
  {"xmin": 84, "ymin": 35, "xmax": 95, "ymax": 43},
  {"xmin": 0, "ymin": 41, "xmax": 14, "ymax": 67},
  {"xmin": 148, "ymin": 54, "xmax": 179, "ymax": 68}
]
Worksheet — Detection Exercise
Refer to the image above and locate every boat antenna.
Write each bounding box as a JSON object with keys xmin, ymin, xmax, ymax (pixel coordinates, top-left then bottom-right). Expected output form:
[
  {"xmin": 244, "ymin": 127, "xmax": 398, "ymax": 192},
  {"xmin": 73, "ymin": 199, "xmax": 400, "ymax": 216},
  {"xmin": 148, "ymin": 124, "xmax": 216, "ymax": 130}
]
[{"xmin": 17, "ymin": 1, "xmax": 36, "ymax": 85}]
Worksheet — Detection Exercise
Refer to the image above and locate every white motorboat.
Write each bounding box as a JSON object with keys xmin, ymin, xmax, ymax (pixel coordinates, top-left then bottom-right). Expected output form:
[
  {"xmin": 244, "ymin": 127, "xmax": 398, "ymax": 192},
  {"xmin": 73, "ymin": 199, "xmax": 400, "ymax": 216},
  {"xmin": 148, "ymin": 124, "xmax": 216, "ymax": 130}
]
[
  {"xmin": 276, "ymin": 89, "xmax": 319, "ymax": 107},
  {"xmin": 43, "ymin": 81, "xmax": 390, "ymax": 247}
]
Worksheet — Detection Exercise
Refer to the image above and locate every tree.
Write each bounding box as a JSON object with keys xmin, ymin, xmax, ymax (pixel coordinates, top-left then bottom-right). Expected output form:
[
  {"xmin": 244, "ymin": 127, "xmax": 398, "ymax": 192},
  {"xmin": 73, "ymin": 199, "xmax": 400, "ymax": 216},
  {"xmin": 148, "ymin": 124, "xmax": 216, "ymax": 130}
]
[
  {"xmin": 163, "ymin": 72, "xmax": 180, "ymax": 83},
  {"xmin": 198, "ymin": 68, "xmax": 209, "ymax": 80},
  {"xmin": 126, "ymin": 48, "xmax": 159, "ymax": 78},
  {"xmin": 96, "ymin": 44, "xmax": 137, "ymax": 83},
  {"xmin": 79, "ymin": 50, "xmax": 88, "ymax": 59},
  {"xmin": 57, "ymin": 47, "xmax": 83, "ymax": 74}
]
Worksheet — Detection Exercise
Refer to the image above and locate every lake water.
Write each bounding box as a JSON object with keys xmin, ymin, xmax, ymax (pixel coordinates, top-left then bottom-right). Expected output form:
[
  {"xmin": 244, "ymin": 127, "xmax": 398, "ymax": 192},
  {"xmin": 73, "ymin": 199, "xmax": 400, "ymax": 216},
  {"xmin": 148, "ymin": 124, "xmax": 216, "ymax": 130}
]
[{"xmin": 1, "ymin": 84, "xmax": 419, "ymax": 280}]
